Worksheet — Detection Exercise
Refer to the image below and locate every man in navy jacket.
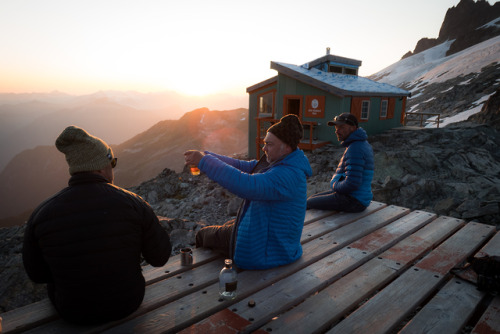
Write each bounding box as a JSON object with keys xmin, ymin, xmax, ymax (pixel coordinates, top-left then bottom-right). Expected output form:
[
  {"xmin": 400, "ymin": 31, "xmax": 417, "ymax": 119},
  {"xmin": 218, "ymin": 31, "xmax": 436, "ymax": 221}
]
[{"xmin": 307, "ymin": 113, "xmax": 374, "ymax": 212}]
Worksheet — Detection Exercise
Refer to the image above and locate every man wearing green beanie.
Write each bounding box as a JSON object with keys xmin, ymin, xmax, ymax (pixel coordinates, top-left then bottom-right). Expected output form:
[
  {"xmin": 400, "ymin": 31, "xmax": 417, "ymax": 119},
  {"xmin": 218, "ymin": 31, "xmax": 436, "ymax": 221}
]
[
  {"xmin": 23, "ymin": 125, "xmax": 172, "ymax": 325},
  {"xmin": 185, "ymin": 114, "xmax": 312, "ymax": 270}
]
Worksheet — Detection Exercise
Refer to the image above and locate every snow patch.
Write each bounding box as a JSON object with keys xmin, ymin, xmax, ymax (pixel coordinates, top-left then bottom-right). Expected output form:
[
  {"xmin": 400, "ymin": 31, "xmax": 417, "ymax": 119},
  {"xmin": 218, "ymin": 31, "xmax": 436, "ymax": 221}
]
[
  {"xmin": 374, "ymin": 36, "xmax": 500, "ymax": 88},
  {"xmin": 425, "ymin": 92, "xmax": 495, "ymax": 128},
  {"xmin": 440, "ymin": 87, "xmax": 454, "ymax": 93},
  {"xmin": 477, "ymin": 17, "xmax": 500, "ymax": 30}
]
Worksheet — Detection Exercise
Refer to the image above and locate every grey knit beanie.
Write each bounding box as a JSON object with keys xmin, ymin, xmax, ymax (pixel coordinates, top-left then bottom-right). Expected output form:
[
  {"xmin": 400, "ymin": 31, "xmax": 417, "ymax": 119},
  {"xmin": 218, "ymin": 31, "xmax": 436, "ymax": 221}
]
[{"xmin": 56, "ymin": 125, "xmax": 114, "ymax": 175}]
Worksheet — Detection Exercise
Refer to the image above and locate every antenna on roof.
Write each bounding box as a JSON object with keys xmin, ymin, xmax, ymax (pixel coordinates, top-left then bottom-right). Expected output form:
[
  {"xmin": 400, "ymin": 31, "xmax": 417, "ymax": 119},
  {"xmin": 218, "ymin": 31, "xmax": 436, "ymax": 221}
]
[{"xmin": 326, "ymin": 47, "xmax": 330, "ymax": 55}]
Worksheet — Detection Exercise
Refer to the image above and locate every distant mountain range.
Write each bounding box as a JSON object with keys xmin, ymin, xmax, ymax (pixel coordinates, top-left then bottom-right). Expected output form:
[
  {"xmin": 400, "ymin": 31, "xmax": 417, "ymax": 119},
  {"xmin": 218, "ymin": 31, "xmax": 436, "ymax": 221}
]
[
  {"xmin": 113, "ymin": 107, "xmax": 249, "ymax": 188},
  {"xmin": 0, "ymin": 107, "xmax": 248, "ymax": 224},
  {"xmin": 0, "ymin": 90, "xmax": 247, "ymax": 172},
  {"xmin": 0, "ymin": 0, "xmax": 499, "ymax": 227}
]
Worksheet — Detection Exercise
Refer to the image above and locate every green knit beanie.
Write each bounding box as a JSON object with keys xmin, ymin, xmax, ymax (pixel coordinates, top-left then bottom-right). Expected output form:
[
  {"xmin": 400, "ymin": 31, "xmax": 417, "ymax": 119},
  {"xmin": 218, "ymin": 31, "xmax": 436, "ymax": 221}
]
[
  {"xmin": 267, "ymin": 114, "xmax": 304, "ymax": 150},
  {"xmin": 56, "ymin": 125, "xmax": 114, "ymax": 175}
]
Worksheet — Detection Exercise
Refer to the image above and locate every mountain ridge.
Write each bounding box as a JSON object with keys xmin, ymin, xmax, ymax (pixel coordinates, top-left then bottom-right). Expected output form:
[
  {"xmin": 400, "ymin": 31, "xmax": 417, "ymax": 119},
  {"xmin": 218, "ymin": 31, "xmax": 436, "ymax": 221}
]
[
  {"xmin": 402, "ymin": 0, "xmax": 500, "ymax": 59},
  {"xmin": 0, "ymin": 90, "xmax": 247, "ymax": 172}
]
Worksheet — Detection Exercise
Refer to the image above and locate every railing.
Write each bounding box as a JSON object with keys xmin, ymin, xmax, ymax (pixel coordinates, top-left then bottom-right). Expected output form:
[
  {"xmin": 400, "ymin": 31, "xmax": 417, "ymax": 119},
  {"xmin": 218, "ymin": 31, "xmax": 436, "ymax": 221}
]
[
  {"xmin": 301, "ymin": 120, "xmax": 318, "ymax": 146},
  {"xmin": 404, "ymin": 112, "xmax": 441, "ymax": 128}
]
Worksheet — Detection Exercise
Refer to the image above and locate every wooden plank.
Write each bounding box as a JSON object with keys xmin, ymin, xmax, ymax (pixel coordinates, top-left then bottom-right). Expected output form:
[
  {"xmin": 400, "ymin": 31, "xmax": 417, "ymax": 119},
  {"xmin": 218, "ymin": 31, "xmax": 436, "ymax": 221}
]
[
  {"xmin": 303, "ymin": 200, "xmax": 384, "ymax": 226},
  {"xmin": 401, "ymin": 230, "xmax": 500, "ymax": 334},
  {"xmin": 301, "ymin": 205, "xmax": 409, "ymax": 259},
  {"xmin": 0, "ymin": 203, "xmax": 388, "ymax": 334},
  {"xmin": 471, "ymin": 296, "xmax": 500, "ymax": 334},
  {"xmin": 475, "ymin": 230, "xmax": 500, "ymax": 258},
  {"xmin": 348, "ymin": 210, "xmax": 436, "ymax": 253},
  {"xmin": 304, "ymin": 209, "xmax": 336, "ymax": 225},
  {"xmin": 99, "ymin": 205, "xmax": 409, "ymax": 334},
  {"xmin": 258, "ymin": 215, "xmax": 464, "ymax": 334},
  {"xmin": 180, "ymin": 247, "xmax": 371, "ymax": 334},
  {"xmin": 301, "ymin": 201, "xmax": 386, "ymax": 244},
  {"xmin": 415, "ymin": 222, "xmax": 496, "ymax": 275},
  {"xmin": 326, "ymin": 222, "xmax": 495, "ymax": 334},
  {"xmin": 399, "ymin": 278, "xmax": 485, "ymax": 334},
  {"xmin": 1, "ymin": 250, "xmax": 223, "ymax": 334},
  {"xmin": 143, "ymin": 247, "xmax": 221, "ymax": 284},
  {"xmin": 182, "ymin": 210, "xmax": 436, "ymax": 333},
  {"xmin": 22, "ymin": 260, "xmax": 226, "ymax": 334},
  {"xmin": 381, "ymin": 216, "xmax": 464, "ymax": 264},
  {"xmin": 27, "ymin": 210, "xmax": 380, "ymax": 334},
  {"xmin": 327, "ymin": 269, "xmax": 447, "ymax": 334},
  {"xmin": 174, "ymin": 309, "xmax": 268, "ymax": 334},
  {"xmin": 1, "ymin": 299, "xmax": 57, "ymax": 334}
]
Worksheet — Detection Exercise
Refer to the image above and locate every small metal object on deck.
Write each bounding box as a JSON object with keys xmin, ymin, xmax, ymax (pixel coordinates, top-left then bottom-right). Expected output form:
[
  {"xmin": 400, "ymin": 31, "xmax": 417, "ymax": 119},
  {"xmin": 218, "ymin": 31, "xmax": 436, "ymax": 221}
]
[{"xmin": 180, "ymin": 247, "xmax": 193, "ymax": 266}]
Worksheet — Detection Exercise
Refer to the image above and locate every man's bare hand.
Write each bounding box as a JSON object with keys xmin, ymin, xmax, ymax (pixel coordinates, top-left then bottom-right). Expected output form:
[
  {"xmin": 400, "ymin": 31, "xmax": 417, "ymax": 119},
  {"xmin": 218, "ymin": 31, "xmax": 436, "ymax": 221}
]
[{"xmin": 184, "ymin": 150, "xmax": 204, "ymax": 166}]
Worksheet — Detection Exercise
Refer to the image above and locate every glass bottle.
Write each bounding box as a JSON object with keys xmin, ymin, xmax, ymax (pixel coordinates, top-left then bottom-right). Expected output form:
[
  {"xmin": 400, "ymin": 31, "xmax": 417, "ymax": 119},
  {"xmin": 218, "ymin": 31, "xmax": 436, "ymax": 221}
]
[{"xmin": 219, "ymin": 259, "xmax": 237, "ymax": 300}]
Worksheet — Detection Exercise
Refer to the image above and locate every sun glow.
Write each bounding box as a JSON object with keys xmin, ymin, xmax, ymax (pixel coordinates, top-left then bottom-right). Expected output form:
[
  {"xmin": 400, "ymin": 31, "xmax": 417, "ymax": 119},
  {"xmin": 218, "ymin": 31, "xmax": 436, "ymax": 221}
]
[{"xmin": 2, "ymin": 0, "xmax": 487, "ymax": 96}]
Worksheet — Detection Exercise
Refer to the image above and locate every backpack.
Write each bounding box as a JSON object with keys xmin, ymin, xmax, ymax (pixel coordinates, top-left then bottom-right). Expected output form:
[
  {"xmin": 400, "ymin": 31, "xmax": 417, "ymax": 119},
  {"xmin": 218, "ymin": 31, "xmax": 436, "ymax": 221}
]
[
  {"xmin": 471, "ymin": 255, "xmax": 500, "ymax": 293},
  {"xmin": 452, "ymin": 255, "xmax": 500, "ymax": 294}
]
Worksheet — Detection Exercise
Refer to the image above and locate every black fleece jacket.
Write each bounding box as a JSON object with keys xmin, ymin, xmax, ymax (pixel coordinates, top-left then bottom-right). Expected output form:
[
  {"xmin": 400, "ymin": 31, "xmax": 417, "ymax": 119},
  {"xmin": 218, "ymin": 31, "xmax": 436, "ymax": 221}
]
[{"xmin": 23, "ymin": 173, "xmax": 171, "ymax": 324}]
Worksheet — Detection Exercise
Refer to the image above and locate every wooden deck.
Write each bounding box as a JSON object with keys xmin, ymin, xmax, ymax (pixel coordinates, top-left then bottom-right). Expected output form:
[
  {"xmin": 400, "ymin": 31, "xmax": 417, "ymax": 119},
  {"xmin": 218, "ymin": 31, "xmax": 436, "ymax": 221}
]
[{"xmin": 2, "ymin": 202, "xmax": 499, "ymax": 334}]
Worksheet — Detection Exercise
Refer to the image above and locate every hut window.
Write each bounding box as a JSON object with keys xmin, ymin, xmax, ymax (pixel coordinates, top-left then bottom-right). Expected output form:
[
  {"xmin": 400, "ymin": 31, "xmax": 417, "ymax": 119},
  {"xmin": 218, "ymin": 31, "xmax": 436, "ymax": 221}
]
[
  {"xmin": 329, "ymin": 65, "xmax": 343, "ymax": 74},
  {"xmin": 380, "ymin": 100, "xmax": 388, "ymax": 118},
  {"xmin": 345, "ymin": 68, "xmax": 357, "ymax": 75},
  {"xmin": 258, "ymin": 92, "xmax": 274, "ymax": 117},
  {"xmin": 361, "ymin": 101, "xmax": 370, "ymax": 120}
]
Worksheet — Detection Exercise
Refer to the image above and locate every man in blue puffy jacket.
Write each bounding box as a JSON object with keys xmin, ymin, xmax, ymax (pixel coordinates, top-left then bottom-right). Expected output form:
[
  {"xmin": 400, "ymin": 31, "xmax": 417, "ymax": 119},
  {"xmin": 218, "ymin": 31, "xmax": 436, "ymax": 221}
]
[
  {"xmin": 185, "ymin": 114, "xmax": 312, "ymax": 270},
  {"xmin": 307, "ymin": 113, "xmax": 374, "ymax": 212}
]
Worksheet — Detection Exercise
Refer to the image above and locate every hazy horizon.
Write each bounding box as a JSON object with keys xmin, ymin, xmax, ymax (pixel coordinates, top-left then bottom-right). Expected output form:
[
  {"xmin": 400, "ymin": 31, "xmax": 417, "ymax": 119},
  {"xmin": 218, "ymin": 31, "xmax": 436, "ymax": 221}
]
[{"xmin": 3, "ymin": 0, "xmax": 494, "ymax": 97}]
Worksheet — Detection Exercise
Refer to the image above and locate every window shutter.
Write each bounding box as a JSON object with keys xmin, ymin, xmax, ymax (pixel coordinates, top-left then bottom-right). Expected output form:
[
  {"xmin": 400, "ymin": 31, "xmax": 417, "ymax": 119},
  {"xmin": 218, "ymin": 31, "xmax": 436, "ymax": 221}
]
[
  {"xmin": 388, "ymin": 98, "xmax": 395, "ymax": 119},
  {"xmin": 400, "ymin": 97, "xmax": 407, "ymax": 124}
]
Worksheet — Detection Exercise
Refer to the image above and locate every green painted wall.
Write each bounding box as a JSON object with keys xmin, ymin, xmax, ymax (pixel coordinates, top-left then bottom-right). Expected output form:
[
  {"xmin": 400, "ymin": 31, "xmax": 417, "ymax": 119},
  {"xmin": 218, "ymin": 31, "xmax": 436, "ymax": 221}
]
[
  {"xmin": 275, "ymin": 74, "xmax": 347, "ymax": 146},
  {"xmin": 357, "ymin": 97, "xmax": 405, "ymax": 135},
  {"xmin": 248, "ymin": 74, "xmax": 406, "ymax": 158}
]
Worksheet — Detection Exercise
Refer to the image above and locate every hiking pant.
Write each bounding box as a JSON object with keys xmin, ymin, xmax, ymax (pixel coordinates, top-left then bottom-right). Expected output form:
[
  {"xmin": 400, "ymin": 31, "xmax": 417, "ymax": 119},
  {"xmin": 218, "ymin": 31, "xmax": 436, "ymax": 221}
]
[
  {"xmin": 195, "ymin": 219, "xmax": 235, "ymax": 258},
  {"xmin": 306, "ymin": 190, "xmax": 366, "ymax": 212}
]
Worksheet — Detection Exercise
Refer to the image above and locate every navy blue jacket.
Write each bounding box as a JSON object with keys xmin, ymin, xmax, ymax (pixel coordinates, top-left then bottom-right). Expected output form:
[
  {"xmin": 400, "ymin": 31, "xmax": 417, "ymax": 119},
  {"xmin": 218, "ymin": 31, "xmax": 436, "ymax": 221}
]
[
  {"xmin": 330, "ymin": 128, "xmax": 374, "ymax": 207},
  {"xmin": 23, "ymin": 173, "xmax": 171, "ymax": 324}
]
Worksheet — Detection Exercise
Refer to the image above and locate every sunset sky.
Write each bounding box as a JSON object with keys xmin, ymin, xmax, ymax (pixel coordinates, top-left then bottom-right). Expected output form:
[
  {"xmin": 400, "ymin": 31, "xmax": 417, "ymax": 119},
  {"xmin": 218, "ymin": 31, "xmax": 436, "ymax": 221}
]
[{"xmin": 1, "ymin": 0, "xmax": 495, "ymax": 97}]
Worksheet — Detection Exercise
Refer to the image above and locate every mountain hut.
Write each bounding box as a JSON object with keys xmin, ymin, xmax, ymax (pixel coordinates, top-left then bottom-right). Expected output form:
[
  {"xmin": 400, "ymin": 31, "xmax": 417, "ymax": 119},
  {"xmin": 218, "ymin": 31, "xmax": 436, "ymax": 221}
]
[{"xmin": 246, "ymin": 48, "xmax": 411, "ymax": 158}]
